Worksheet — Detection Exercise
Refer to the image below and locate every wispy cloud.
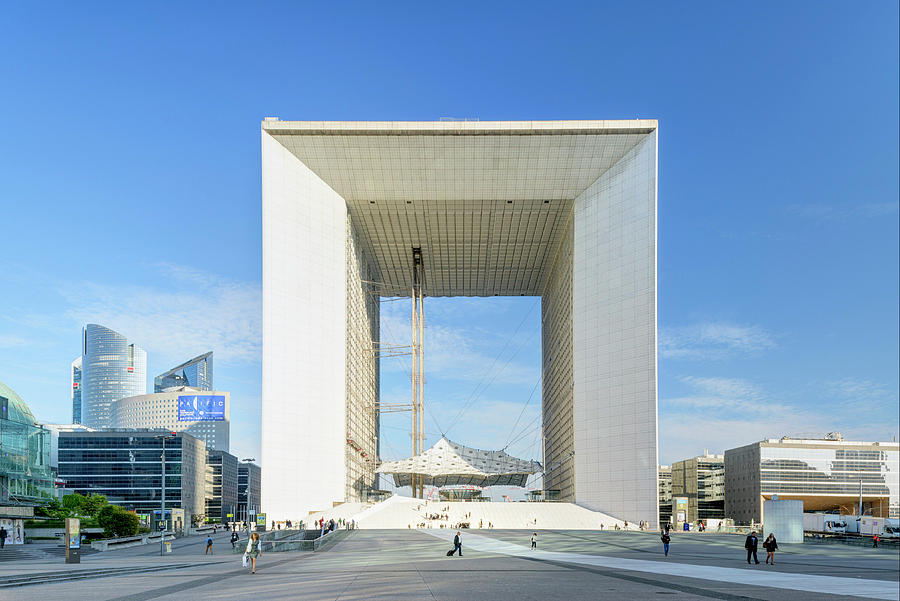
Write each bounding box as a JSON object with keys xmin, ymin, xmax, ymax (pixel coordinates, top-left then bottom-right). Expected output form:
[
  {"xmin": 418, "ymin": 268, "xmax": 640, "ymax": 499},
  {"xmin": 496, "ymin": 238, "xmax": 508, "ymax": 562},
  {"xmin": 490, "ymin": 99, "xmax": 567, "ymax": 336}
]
[
  {"xmin": 659, "ymin": 374, "xmax": 899, "ymax": 463},
  {"xmin": 379, "ymin": 301, "xmax": 539, "ymax": 385},
  {"xmin": 785, "ymin": 201, "xmax": 900, "ymax": 221},
  {"xmin": 61, "ymin": 265, "xmax": 261, "ymax": 366},
  {"xmin": 0, "ymin": 334, "xmax": 28, "ymax": 348},
  {"xmin": 822, "ymin": 377, "xmax": 898, "ymax": 412},
  {"xmin": 660, "ymin": 322, "xmax": 776, "ymax": 360}
]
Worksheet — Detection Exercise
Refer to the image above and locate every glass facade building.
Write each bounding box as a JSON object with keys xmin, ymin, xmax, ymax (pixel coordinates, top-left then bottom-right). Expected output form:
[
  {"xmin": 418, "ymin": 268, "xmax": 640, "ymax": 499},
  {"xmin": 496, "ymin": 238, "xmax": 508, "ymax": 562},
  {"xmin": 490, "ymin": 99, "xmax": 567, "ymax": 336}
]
[
  {"xmin": 0, "ymin": 380, "xmax": 55, "ymax": 506},
  {"xmin": 658, "ymin": 465, "xmax": 672, "ymax": 525},
  {"xmin": 71, "ymin": 357, "xmax": 82, "ymax": 424},
  {"xmin": 205, "ymin": 450, "xmax": 238, "ymax": 522},
  {"xmin": 672, "ymin": 453, "xmax": 725, "ymax": 524},
  {"xmin": 57, "ymin": 430, "xmax": 206, "ymax": 523},
  {"xmin": 154, "ymin": 352, "xmax": 213, "ymax": 392},
  {"xmin": 237, "ymin": 461, "xmax": 261, "ymax": 524},
  {"xmin": 725, "ymin": 437, "xmax": 900, "ymax": 524},
  {"xmin": 81, "ymin": 324, "xmax": 147, "ymax": 429}
]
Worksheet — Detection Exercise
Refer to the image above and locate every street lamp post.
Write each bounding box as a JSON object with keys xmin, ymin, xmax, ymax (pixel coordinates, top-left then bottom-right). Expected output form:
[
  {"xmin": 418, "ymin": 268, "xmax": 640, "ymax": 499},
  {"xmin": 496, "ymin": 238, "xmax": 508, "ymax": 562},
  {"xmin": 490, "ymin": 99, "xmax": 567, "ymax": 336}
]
[
  {"xmin": 241, "ymin": 458, "xmax": 256, "ymax": 529},
  {"xmin": 155, "ymin": 433, "xmax": 176, "ymax": 556}
]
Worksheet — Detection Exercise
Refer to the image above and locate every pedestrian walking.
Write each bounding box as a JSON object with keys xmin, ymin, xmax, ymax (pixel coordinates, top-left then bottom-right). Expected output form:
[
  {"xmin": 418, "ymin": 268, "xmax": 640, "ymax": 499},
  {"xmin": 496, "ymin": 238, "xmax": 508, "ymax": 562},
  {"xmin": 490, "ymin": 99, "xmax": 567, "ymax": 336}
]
[
  {"xmin": 664, "ymin": 523, "xmax": 671, "ymax": 535},
  {"xmin": 205, "ymin": 535, "xmax": 214, "ymax": 555},
  {"xmin": 246, "ymin": 532, "xmax": 262, "ymax": 574},
  {"xmin": 451, "ymin": 531, "xmax": 463, "ymax": 556},
  {"xmin": 230, "ymin": 531, "xmax": 239, "ymax": 549},
  {"xmin": 661, "ymin": 531, "xmax": 671, "ymax": 557},
  {"xmin": 873, "ymin": 533, "xmax": 880, "ymax": 548},
  {"xmin": 763, "ymin": 533, "xmax": 778, "ymax": 564},
  {"xmin": 531, "ymin": 532, "xmax": 537, "ymax": 550},
  {"xmin": 0, "ymin": 526, "xmax": 7, "ymax": 549},
  {"xmin": 745, "ymin": 531, "xmax": 760, "ymax": 564}
]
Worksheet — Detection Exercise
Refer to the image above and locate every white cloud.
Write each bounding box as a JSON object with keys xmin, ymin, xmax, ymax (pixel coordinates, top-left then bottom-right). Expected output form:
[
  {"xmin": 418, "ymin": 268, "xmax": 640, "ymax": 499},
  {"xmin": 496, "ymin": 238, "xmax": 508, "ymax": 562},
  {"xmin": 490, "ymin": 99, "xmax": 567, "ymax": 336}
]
[
  {"xmin": 659, "ymin": 374, "xmax": 900, "ymax": 463},
  {"xmin": 660, "ymin": 322, "xmax": 776, "ymax": 360},
  {"xmin": 379, "ymin": 300, "xmax": 538, "ymax": 385},
  {"xmin": 61, "ymin": 265, "xmax": 261, "ymax": 366},
  {"xmin": 0, "ymin": 334, "xmax": 28, "ymax": 348},
  {"xmin": 785, "ymin": 201, "xmax": 900, "ymax": 221}
]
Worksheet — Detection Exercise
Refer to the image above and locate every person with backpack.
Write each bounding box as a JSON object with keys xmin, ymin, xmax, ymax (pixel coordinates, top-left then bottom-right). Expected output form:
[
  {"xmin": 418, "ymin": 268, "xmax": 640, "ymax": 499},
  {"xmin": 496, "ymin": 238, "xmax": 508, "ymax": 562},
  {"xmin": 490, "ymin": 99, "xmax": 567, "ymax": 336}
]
[
  {"xmin": 763, "ymin": 533, "xmax": 778, "ymax": 564},
  {"xmin": 230, "ymin": 531, "xmax": 239, "ymax": 549},
  {"xmin": 661, "ymin": 530, "xmax": 671, "ymax": 557},
  {"xmin": 205, "ymin": 534, "xmax": 214, "ymax": 555}
]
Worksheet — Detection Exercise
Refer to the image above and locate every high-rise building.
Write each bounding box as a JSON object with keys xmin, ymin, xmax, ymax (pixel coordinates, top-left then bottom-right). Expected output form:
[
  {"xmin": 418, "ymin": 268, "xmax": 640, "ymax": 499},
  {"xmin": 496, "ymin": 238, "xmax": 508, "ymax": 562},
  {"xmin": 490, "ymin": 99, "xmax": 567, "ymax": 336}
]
[
  {"xmin": 80, "ymin": 324, "xmax": 147, "ymax": 428},
  {"xmin": 111, "ymin": 388, "xmax": 230, "ymax": 452},
  {"xmin": 155, "ymin": 352, "xmax": 213, "ymax": 392},
  {"xmin": 725, "ymin": 435, "xmax": 900, "ymax": 524},
  {"xmin": 57, "ymin": 430, "xmax": 206, "ymax": 524},
  {"xmin": 206, "ymin": 450, "xmax": 238, "ymax": 523},
  {"xmin": 71, "ymin": 357, "xmax": 82, "ymax": 424},
  {"xmin": 671, "ymin": 453, "xmax": 725, "ymax": 524},
  {"xmin": 658, "ymin": 465, "xmax": 673, "ymax": 525},
  {"xmin": 261, "ymin": 119, "xmax": 658, "ymax": 523},
  {"xmin": 237, "ymin": 461, "xmax": 261, "ymax": 524}
]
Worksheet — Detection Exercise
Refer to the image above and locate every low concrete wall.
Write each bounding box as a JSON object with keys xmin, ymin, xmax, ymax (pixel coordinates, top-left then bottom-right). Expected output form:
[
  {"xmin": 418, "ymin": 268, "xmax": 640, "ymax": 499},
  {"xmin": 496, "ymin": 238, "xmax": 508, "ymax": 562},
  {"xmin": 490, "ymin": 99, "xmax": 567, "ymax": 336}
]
[
  {"xmin": 26, "ymin": 527, "xmax": 104, "ymax": 541},
  {"xmin": 90, "ymin": 531, "xmax": 175, "ymax": 552}
]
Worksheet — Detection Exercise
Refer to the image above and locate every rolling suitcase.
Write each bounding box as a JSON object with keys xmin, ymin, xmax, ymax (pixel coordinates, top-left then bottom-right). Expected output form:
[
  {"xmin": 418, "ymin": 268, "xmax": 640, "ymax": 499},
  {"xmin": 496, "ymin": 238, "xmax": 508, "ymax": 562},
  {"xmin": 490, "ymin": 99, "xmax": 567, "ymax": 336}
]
[{"xmin": 446, "ymin": 548, "xmax": 455, "ymax": 556}]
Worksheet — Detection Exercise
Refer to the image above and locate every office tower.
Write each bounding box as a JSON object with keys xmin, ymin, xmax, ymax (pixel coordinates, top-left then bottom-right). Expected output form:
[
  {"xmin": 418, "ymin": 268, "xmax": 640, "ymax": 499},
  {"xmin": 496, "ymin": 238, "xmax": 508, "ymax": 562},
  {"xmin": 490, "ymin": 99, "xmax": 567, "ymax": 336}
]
[
  {"xmin": 725, "ymin": 434, "xmax": 899, "ymax": 523},
  {"xmin": 57, "ymin": 430, "xmax": 206, "ymax": 524},
  {"xmin": 111, "ymin": 388, "xmax": 230, "ymax": 452},
  {"xmin": 261, "ymin": 119, "xmax": 658, "ymax": 522},
  {"xmin": 80, "ymin": 324, "xmax": 147, "ymax": 428},
  {"xmin": 71, "ymin": 356, "xmax": 82, "ymax": 424}
]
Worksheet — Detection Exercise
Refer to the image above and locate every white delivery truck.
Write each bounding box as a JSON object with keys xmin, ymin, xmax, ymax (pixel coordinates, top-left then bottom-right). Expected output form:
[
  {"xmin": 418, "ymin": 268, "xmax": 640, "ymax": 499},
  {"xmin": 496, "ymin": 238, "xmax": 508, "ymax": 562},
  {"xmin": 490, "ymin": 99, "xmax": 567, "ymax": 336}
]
[
  {"xmin": 858, "ymin": 517, "xmax": 900, "ymax": 538},
  {"xmin": 803, "ymin": 513, "xmax": 847, "ymax": 534}
]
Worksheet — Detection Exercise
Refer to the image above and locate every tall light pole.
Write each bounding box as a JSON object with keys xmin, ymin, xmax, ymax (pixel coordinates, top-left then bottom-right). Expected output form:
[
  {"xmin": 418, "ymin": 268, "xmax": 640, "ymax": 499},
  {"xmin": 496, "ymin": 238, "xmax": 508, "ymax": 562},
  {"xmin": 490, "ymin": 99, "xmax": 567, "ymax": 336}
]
[
  {"xmin": 155, "ymin": 432, "xmax": 176, "ymax": 556},
  {"xmin": 241, "ymin": 458, "xmax": 256, "ymax": 528}
]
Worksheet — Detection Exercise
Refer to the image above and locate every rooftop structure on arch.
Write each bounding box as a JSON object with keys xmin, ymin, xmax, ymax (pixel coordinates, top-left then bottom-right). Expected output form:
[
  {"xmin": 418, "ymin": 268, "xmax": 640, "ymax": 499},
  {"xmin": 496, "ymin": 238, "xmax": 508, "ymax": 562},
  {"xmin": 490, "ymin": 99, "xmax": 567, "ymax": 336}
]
[
  {"xmin": 155, "ymin": 351, "xmax": 213, "ymax": 392},
  {"xmin": 262, "ymin": 119, "xmax": 659, "ymax": 526},
  {"xmin": 377, "ymin": 437, "xmax": 542, "ymax": 488}
]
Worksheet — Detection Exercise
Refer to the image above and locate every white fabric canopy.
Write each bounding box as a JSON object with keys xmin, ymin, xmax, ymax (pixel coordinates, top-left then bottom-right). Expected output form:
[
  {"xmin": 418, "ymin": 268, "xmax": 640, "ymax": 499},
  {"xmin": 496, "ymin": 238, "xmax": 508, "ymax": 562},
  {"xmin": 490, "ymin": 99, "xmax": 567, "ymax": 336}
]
[{"xmin": 377, "ymin": 437, "xmax": 542, "ymax": 488}]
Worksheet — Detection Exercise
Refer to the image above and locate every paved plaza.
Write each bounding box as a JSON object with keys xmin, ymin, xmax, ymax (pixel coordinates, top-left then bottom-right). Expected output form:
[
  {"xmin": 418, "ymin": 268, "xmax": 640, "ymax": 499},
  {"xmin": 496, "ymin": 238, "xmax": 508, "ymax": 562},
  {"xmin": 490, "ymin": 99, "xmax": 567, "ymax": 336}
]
[{"xmin": 0, "ymin": 529, "xmax": 897, "ymax": 600}]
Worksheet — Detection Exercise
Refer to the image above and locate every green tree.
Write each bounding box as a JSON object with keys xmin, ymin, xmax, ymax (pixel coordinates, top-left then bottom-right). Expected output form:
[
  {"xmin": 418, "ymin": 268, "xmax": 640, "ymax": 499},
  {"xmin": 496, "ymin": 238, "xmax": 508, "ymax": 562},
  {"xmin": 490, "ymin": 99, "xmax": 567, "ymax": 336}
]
[
  {"xmin": 82, "ymin": 494, "xmax": 108, "ymax": 516},
  {"xmin": 62, "ymin": 493, "xmax": 86, "ymax": 513},
  {"xmin": 97, "ymin": 505, "xmax": 140, "ymax": 537}
]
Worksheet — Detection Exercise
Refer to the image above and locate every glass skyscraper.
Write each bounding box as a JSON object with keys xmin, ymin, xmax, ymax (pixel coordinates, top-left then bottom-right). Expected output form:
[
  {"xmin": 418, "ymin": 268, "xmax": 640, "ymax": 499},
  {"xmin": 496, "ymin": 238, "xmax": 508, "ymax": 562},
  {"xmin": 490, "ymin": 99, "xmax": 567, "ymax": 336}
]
[
  {"xmin": 154, "ymin": 352, "xmax": 213, "ymax": 392},
  {"xmin": 71, "ymin": 356, "xmax": 82, "ymax": 424},
  {"xmin": 80, "ymin": 324, "xmax": 147, "ymax": 429}
]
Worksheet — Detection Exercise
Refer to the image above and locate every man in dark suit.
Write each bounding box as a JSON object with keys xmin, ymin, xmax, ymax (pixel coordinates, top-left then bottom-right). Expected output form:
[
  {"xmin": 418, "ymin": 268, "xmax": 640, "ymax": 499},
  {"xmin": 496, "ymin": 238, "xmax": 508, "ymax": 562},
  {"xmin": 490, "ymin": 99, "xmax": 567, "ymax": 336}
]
[
  {"xmin": 453, "ymin": 531, "xmax": 463, "ymax": 557},
  {"xmin": 745, "ymin": 531, "xmax": 760, "ymax": 564}
]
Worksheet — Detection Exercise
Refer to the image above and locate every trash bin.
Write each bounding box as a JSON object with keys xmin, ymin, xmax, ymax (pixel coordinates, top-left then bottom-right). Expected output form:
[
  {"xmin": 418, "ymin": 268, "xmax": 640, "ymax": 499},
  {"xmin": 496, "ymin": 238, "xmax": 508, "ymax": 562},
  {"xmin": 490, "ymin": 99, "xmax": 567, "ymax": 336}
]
[{"xmin": 165, "ymin": 542, "xmax": 172, "ymax": 553}]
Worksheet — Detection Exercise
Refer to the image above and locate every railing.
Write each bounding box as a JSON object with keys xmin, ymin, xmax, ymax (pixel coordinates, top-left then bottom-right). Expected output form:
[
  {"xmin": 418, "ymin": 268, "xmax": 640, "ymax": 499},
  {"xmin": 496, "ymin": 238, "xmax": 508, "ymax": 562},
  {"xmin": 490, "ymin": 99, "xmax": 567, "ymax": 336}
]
[{"xmin": 233, "ymin": 528, "xmax": 352, "ymax": 553}]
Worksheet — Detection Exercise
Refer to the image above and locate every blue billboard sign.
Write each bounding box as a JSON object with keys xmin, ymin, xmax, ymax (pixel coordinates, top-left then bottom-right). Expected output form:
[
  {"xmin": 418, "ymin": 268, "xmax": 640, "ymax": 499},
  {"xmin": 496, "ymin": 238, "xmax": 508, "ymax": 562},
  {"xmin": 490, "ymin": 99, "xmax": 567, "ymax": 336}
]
[{"xmin": 177, "ymin": 395, "xmax": 226, "ymax": 421}]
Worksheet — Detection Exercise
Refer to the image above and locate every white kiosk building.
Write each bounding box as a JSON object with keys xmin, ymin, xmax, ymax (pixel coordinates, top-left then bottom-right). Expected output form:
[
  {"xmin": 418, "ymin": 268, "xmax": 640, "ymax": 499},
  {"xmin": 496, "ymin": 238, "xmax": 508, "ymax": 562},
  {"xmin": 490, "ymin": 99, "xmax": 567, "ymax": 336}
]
[{"xmin": 261, "ymin": 119, "xmax": 659, "ymax": 526}]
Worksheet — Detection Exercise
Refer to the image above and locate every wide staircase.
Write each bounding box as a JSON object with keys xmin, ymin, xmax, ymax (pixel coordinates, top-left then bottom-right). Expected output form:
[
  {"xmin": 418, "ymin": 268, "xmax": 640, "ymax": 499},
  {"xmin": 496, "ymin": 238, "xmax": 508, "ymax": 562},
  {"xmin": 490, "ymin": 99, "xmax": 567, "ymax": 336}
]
[{"xmin": 321, "ymin": 496, "xmax": 627, "ymax": 530}]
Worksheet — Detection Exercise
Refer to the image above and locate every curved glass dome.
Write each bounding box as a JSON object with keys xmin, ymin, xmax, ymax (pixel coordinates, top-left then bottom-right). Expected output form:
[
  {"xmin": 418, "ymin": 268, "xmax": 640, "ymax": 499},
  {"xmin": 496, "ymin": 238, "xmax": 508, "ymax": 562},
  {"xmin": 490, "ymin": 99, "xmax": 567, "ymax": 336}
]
[{"xmin": 0, "ymin": 380, "xmax": 37, "ymax": 425}]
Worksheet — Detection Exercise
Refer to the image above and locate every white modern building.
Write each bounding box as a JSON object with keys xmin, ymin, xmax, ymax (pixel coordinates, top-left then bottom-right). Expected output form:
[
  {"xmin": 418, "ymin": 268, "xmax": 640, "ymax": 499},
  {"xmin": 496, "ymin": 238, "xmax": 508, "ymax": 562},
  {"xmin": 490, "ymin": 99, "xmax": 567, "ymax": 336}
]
[
  {"xmin": 111, "ymin": 388, "xmax": 230, "ymax": 452},
  {"xmin": 262, "ymin": 119, "xmax": 658, "ymax": 525}
]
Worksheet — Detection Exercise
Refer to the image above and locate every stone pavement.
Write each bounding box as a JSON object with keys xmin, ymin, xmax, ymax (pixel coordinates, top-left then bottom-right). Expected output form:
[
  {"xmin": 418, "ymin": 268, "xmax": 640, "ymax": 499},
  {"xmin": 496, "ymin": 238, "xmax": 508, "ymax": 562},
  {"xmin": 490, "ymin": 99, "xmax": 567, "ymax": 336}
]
[{"xmin": 0, "ymin": 529, "xmax": 896, "ymax": 600}]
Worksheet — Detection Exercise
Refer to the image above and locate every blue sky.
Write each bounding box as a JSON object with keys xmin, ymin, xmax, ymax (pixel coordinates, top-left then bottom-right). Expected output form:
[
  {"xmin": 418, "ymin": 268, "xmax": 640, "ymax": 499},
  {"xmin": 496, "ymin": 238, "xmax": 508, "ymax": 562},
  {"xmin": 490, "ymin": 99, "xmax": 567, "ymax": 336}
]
[{"xmin": 1, "ymin": 3, "xmax": 897, "ymax": 483}]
